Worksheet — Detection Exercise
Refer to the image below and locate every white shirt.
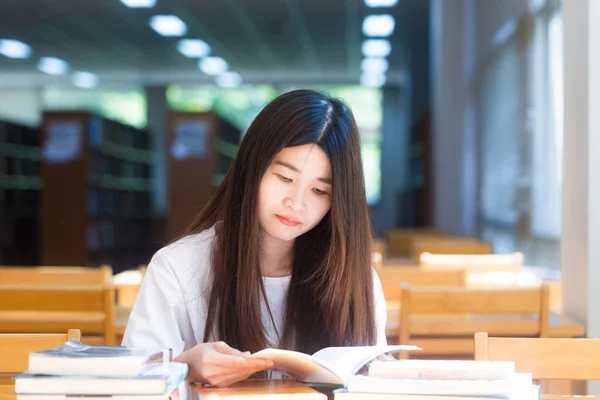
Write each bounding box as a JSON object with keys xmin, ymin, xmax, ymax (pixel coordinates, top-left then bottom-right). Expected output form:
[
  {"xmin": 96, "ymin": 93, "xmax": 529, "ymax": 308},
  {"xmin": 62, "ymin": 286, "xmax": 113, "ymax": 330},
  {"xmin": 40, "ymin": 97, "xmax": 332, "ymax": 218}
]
[{"xmin": 122, "ymin": 226, "xmax": 388, "ymax": 356}]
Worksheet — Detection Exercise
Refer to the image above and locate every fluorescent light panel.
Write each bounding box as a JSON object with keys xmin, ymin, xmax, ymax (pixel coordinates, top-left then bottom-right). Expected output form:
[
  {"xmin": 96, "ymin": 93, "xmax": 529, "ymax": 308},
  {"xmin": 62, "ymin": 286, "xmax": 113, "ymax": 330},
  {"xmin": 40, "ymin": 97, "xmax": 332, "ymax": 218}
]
[
  {"xmin": 362, "ymin": 39, "xmax": 391, "ymax": 57},
  {"xmin": 361, "ymin": 73, "xmax": 386, "ymax": 87},
  {"xmin": 178, "ymin": 39, "xmax": 211, "ymax": 58},
  {"xmin": 120, "ymin": 0, "xmax": 156, "ymax": 7},
  {"xmin": 363, "ymin": 15, "xmax": 395, "ymax": 37},
  {"xmin": 73, "ymin": 72, "xmax": 98, "ymax": 88},
  {"xmin": 365, "ymin": 0, "xmax": 398, "ymax": 7},
  {"xmin": 198, "ymin": 56, "xmax": 228, "ymax": 75},
  {"xmin": 38, "ymin": 57, "xmax": 69, "ymax": 75},
  {"xmin": 216, "ymin": 72, "xmax": 242, "ymax": 88},
  {"xmin": 361, "ymin": 57, "xmax": 389, "ymax": 73},
  {"xmin": 150, "ymin": 15, "xmax": 187, "ymax": 37},
  {"xmin": 0, "ymin": 39, "xmax": 31, "ymax": 59}
]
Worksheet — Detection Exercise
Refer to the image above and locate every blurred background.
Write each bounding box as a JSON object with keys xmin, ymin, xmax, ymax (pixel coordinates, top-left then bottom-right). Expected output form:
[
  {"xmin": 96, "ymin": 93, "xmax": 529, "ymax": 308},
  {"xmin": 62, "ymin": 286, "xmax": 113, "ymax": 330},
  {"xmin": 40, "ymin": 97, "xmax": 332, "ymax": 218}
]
[{"xmin": 0, "ymin": 0, "xmax": 564, "ymax": 273}]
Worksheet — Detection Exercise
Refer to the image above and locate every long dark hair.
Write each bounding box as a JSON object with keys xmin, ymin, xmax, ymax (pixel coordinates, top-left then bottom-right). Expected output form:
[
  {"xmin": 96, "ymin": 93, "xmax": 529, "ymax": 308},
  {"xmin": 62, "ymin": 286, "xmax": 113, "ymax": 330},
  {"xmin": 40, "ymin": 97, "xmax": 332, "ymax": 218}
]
[{"xmin": 185, "ymin": 89, "xmax": 375, "ymax": 354}]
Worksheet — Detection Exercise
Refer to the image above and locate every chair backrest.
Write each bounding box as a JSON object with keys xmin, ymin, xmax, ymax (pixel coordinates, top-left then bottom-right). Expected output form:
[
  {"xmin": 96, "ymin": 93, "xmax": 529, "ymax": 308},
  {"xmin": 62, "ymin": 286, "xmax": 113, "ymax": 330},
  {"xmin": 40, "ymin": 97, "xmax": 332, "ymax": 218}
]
[
  {"xmin": 0, "ymin": 329, "xmax": 81, "ymax": 379},
  {"xmin": 112, "ymin": 267, "xmax": 146, "ymax": 307},
  {"xmin": 371, "ymin": 239, "xmax": 386, "ymax": 270},
  {"xmin": 385, "ymin": 228, "xmax": 442, "ymax": 257},
  {"xmin": 410, "ymin": 237, "xmax": 493, "ymax": 258},
  {"xmin": 378, "ymin": 267, "xmax": 466, "ymax": 301},
  {"xmin": 0, "ymin": 265, "xmax": 112, "ymax": 286},
  {"xmin": 419, "ymin": 252, "xmax": 524, "ymax": 273},
  {"xmin": 398, "ymin": 285, "xmax": 550, "ymax": 357},
  {"xmin": 0, "ymin": 285, "xmax": 115, "ymax": 345},
  {"xmin": 474, "ymin": 332, "xmax": 600, "ymax": 381}
]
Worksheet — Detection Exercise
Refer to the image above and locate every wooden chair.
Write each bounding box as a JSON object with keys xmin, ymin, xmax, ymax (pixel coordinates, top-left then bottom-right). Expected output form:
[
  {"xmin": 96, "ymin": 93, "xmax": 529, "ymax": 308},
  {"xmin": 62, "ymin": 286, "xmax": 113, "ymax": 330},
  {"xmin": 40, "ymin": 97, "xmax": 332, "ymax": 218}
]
[
  {"xmin": 0, "ymin": 285, "xmax": 115, "ymax": 345},
  {"xmin": 419, "ymin": 252, "xmax": 523, "ymax": 273},
  {"xmin": 475, "ymin": 332, "xmax": 598, "ymax": 395},
  {"xmin": 0, "ymin": 265, "xmax": 112, "ymax": 286},
  {"xmin": 397, "ymin": 284, "xmax": 550, "ymax": 358},
  {"xmin": 410, "ymin": 237, "xmax": 493, "ymax": 258},
  {"xmin": 385, "ymin": 228, "xmax": 442, "ymax": 257},
  {"xmin": 378, "ymin": 267, "xmax": 467, "ymax": 301},
  {"xmin": 112, "ymin": 265, "xmax": 146, "ymax": 308},
  {"xmin": 371, "ymin": 238, "xmax": 386, "ymax": 270},
  {"xmin": 0, "ymin": 329, "xmax": 81, "ymax": 386}
]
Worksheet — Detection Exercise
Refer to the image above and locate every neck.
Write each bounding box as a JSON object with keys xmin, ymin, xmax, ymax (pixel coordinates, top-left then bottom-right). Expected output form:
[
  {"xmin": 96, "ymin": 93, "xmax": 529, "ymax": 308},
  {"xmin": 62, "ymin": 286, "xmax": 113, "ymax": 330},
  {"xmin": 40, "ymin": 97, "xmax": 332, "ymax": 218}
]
[{"xmin": 260, "ymin": 232, "xmax": 294, "ymax": 277}]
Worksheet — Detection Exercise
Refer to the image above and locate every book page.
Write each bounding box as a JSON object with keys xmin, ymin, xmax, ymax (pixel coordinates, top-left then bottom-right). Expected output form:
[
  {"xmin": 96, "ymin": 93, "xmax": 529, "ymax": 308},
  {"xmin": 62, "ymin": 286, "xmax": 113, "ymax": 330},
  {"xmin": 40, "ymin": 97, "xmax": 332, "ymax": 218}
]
[
  {"xmin": 250, "ymin": 349, "xmax": 343, "ymax": 385},
  {"xmin": 312, "ymin": 345, "xmax": 420, "ymax": 385}
]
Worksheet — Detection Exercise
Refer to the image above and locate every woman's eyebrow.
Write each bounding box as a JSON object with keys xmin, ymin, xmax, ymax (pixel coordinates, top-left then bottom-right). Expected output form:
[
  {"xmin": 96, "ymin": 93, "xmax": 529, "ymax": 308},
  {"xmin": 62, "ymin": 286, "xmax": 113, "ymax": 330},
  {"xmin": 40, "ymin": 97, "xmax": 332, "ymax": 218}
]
[{"xmin": 274, "ymin": 160, "xmax": 332, "ymax": 184}]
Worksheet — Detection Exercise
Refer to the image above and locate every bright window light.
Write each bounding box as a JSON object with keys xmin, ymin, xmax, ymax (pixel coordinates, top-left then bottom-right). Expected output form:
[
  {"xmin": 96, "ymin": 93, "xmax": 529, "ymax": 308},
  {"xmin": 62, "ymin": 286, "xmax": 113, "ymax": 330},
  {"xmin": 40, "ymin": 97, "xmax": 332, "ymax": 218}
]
[
  {"xmin": 120, "ymin": 0, "xmax": 156, "ymax": 7},
  {"xmin": 150, "ymin": 15, "xmax": 187, "ymax": 37},
  {"xmin": 363, "ymin": 15, "xmax": 395, "ymax": 37},
  {"xmin": 365, "ymin": 0, "xmax": 398, "ymax": 7},
  {"xmin": 198, "ymin": 57, "xmax": 228, "ymax": 75},
  {"xmin": 362, "ymin": 39, "xmax": 391, "ymax": 57},
  {"xmin": 72, "ymin": 72, "xmax": 98, "ymax": 89},
  {"xmin": 38, "ymin": 57, "xmax": 69, "ymax": 75},
  {"xmin": 0, "ymin": 39, "xmax": 31, "ymax": 59},
  {"xmin": 360, "ymin": 73, "xmax": 386, "ymax": 87},
  {"xmin": 216, "ymin": 72, "xmax": 242, "ymax": 88},
  {"xmin": 178, "ymin": 39, "xmax": 211, "ymax": 58},
  {"xmin": 361, "ymin": 57, "xmax": 389, "ymax": 74}
]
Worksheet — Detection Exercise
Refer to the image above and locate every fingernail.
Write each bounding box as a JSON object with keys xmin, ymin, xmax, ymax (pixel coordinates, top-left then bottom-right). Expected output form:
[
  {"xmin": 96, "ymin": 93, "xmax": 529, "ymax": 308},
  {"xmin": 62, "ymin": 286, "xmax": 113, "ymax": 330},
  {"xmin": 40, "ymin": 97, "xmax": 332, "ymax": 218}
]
[{"xmin": 244, "ymin": 351, "xmax": 251, "ymax": 356}]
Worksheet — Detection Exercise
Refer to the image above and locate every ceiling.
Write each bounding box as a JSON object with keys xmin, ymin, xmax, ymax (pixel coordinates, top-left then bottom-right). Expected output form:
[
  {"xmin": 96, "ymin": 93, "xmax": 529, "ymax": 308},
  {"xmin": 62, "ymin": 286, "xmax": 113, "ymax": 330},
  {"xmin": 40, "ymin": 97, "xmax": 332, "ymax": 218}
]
[{"xmin": 0, "ymin": 0, "xmax": 429, "ymax": 87}]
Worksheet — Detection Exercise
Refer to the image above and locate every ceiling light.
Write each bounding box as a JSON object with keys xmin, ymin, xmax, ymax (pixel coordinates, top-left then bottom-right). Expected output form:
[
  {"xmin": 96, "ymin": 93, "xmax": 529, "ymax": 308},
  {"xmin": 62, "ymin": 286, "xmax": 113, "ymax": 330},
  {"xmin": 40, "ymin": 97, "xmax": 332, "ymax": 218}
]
[
  {"xmin": 363, "ymin": 15, "xmax": 395, "ymax": 37},
  {"xmin": 216, "ymin": 72, "xmax": 242, "ymax": 88},
  {"xmin": 361, "ymin": 57, "xmax": 389, "ymax": 74},
  {"xmin": 38, "ymin": 57, "xmax": 69, "ymax": 75},
  {"xmin": 362, "ymin": 39, "xmax": 391, "ymax": 57},
  {"xmin": 365, "ymin": 0, "xmax": 398, "ymax": 6},
  {"xmin": 149, "ymin": 15, "xmax": 187, "ymax": 37},
  {"xmin": 120, "ymin": 0, "xmax": 156, "ymax": 7},
  {"xmin": 72, "ymin": 72, "xmax": 98, "ymax": 89},
  {"xmin": 361, "ymin": 73, "xmax": 386, "ymax": 87},
  {"xmin": 198, "ymin": 57, "xmax": 228, "ymax": 75},
  {"xmin": 0, "ymin": 39, "xmax": 31, "ymax": 59},
  {"xmin": 178, "ymin": 39, "xmax": 211, "ymax": 58}
]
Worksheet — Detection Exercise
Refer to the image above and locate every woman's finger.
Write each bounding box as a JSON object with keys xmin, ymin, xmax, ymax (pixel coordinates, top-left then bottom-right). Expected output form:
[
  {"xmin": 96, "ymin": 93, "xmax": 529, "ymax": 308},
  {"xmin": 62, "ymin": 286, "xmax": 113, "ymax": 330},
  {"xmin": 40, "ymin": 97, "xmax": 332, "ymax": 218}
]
[{"xmin": 212, "ymin": 341, "xmax": 248, "ymax": 357}]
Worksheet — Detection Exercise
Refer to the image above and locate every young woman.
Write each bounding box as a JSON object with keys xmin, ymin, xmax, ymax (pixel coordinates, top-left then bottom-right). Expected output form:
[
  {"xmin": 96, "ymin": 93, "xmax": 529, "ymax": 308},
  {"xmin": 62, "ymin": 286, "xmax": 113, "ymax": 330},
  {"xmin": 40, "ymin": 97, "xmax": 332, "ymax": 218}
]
[{"xmin": 122, "ymin": 89, "xmax": 387, "ymax": 388}]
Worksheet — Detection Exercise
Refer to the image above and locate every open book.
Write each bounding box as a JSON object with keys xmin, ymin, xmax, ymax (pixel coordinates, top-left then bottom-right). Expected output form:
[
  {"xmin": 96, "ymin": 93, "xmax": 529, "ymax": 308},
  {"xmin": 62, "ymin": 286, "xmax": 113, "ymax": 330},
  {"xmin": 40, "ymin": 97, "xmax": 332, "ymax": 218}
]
[{"xmin": 249, "ymin": 345, "xmax": 419, "ymax": 387}]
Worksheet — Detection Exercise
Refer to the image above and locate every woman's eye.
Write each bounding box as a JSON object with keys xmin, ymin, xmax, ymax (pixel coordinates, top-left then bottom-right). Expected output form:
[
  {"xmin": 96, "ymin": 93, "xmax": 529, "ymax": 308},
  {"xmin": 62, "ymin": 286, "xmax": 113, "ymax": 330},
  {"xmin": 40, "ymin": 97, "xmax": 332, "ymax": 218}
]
[
  {"xmin": 313, "ymin": 188, "xmax": 329, "ymax": 196},
  {"xmin": 276, "ymin": 174, "xmax": 292, "ymax": 183}
]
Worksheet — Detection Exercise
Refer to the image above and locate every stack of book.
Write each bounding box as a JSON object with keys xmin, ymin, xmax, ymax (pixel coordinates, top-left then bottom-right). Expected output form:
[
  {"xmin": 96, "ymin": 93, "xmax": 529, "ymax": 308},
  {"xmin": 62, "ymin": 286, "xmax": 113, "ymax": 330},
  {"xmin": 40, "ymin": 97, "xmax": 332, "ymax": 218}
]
[
  {"xmin": 12, "ymin": 340, "xmax": 188, "ymax": 400},
  {"xmin": 333, "ymin": 360, "xmax": 539, "ymax": 400}
]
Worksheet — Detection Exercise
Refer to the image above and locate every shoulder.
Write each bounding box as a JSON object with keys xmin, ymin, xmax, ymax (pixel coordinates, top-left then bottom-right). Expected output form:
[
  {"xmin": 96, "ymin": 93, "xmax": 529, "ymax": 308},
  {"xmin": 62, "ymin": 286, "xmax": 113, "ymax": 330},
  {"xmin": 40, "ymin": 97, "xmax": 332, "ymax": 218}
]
[{"xmin": 148, "ymin": 226, "xmax": 217, "ymax": 295}]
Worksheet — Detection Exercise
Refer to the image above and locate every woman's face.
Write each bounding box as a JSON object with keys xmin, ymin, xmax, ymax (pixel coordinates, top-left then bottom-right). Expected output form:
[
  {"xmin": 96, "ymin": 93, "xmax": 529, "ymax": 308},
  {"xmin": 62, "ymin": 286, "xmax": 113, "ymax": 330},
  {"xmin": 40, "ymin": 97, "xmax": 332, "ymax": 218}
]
[{"xmin": 258, "ymin": 144, "xmax": 332, "ymax": 244}]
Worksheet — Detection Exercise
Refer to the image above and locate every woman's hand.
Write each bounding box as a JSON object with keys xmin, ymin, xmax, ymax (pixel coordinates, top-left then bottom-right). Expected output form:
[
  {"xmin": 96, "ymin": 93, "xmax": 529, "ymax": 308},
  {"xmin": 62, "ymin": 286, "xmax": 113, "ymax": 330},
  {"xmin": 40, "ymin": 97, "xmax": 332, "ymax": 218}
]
[{"xmin": 174, "ymin": 341, "xmax": 274, "ymax": 387}]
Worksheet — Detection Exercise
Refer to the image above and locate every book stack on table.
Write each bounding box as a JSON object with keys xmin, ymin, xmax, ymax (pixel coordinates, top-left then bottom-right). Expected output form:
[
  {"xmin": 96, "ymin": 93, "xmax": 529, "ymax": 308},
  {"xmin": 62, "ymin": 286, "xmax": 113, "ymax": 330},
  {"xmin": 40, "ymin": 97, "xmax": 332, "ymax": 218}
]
[
  {"xmin": 12, "ymin": 340, "xmax": 187, "ymax": 400},
  {"xmin": 332, "ymin": 360, "xmax": 540, "ymax": 400}
]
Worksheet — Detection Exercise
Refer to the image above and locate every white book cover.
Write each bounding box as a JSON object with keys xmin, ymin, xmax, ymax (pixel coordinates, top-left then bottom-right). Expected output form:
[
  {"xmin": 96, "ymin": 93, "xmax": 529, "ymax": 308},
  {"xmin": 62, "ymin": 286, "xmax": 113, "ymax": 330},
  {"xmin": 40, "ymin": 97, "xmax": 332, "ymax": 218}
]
[
  {"xmin": 28, "ymin": 340, "xmax": 169, "ymax": 378},
  {"xmin": 346, "ymin": 373, "xmax": 532, "ymax": 398},
  {"xmin": 14, "ymin": 361, "xmax": 188, "ymax": 396},
  {"xmin": 368, "ymin": 360, "xmax": 515, "ymax": 380}
]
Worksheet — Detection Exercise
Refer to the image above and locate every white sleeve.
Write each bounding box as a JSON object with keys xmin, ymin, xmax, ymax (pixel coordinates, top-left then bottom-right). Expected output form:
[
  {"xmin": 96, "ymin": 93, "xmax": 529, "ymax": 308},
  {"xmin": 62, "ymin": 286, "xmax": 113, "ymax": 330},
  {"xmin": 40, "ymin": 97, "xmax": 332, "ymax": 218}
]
[
  {"xmin": 372, "ymin": 268, "xmax": 388, "ymax": 345},
  {"xmin": 121, "ymin": 250, "xmax": 187, "ymax": 357}
]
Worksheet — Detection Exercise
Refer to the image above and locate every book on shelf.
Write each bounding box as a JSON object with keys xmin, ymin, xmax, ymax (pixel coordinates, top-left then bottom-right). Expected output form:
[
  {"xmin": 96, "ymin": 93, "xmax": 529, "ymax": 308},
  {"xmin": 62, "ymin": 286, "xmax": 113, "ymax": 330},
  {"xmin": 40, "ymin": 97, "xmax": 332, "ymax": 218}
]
[
  {"xmin": 14, "ymin": 361, "xmax": 188, "ymax": 396},
  {"xmin": 27, "ymin": 340, "xmax": 170, "ymax": 378},
  {"xmin": 247, "ymin": 345, "xmax": 419, "ymax": 387}
]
